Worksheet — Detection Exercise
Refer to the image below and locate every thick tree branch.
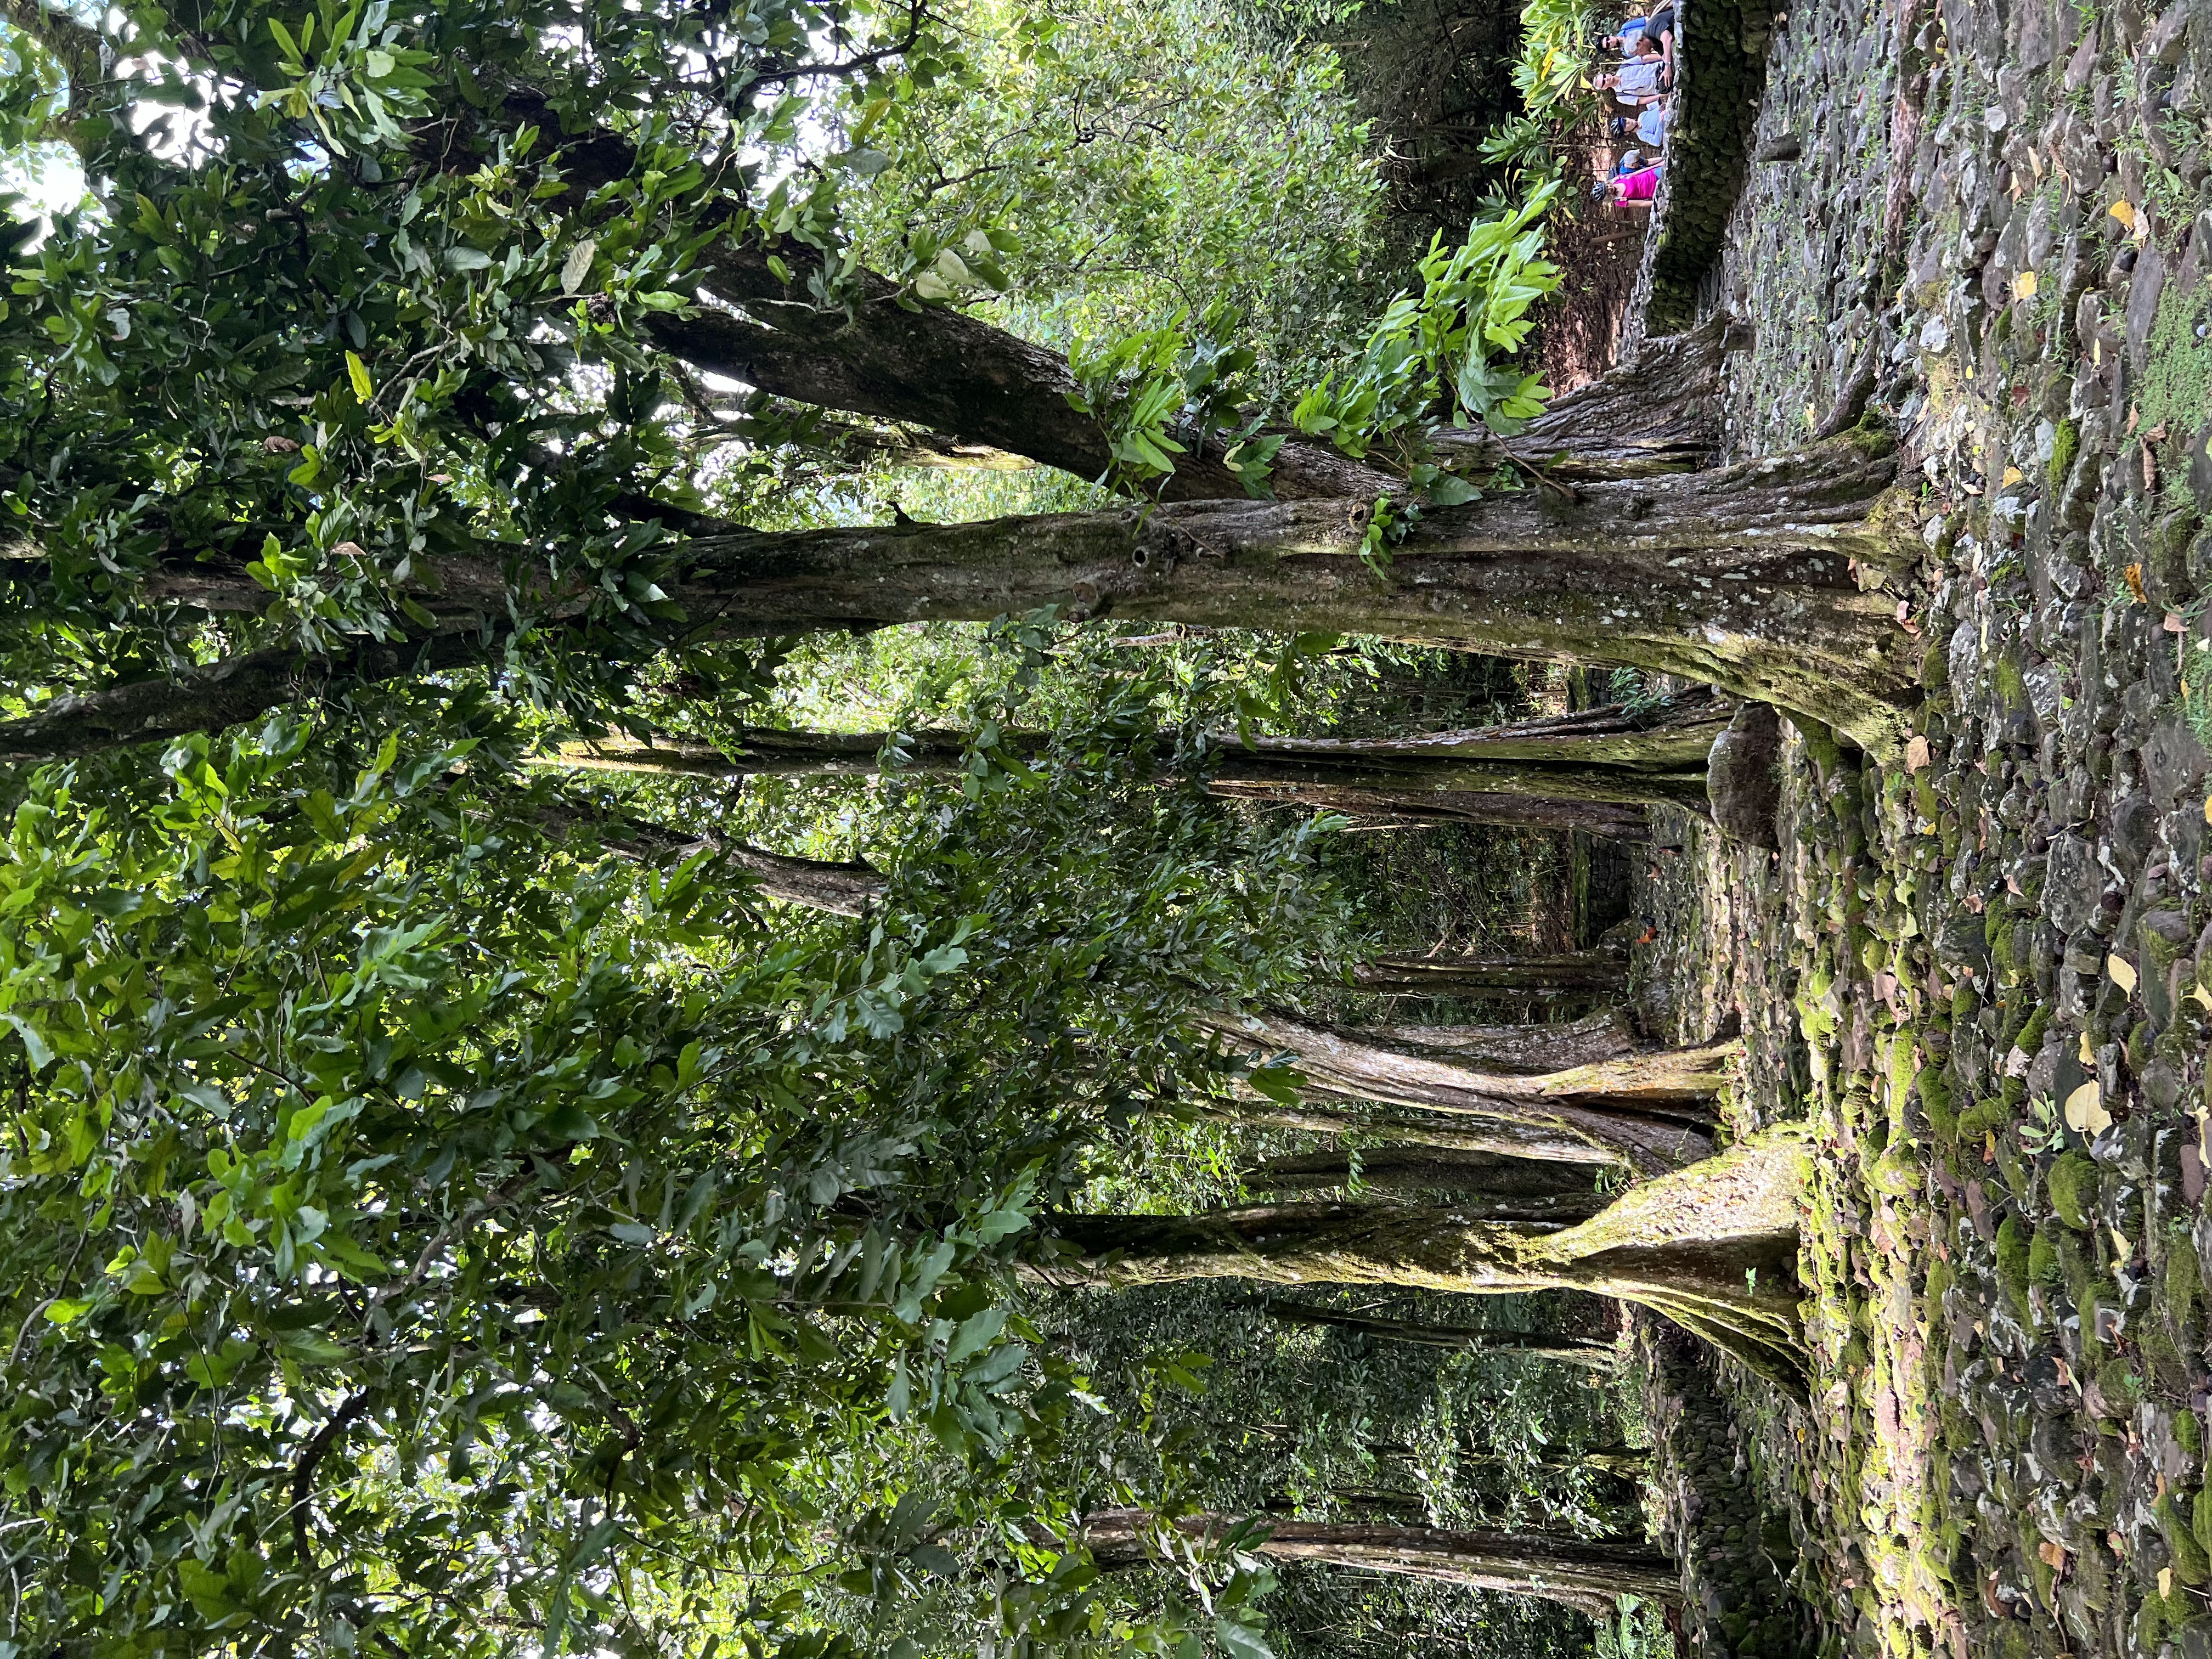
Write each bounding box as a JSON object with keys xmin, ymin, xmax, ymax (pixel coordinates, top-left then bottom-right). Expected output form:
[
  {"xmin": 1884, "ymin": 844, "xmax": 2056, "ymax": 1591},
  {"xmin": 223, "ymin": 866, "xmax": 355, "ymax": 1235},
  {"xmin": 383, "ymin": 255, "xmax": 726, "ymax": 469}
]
[
  {"xmin": 290, "ymin": 1390, "xmax": 374, "ymax": 1568},
  {"xmin": 0, "ymin": 624, "xmax": 503, "ymax": 765}
]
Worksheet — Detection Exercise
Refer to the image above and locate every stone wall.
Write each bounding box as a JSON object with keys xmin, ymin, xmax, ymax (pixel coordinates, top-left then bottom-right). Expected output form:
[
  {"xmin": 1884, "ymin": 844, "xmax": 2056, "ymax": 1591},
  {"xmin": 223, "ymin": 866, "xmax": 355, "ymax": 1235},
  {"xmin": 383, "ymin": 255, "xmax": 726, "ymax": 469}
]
[{"xmin": 1623, "ymin": 0, "xmax": 1782, "ymax": 354}]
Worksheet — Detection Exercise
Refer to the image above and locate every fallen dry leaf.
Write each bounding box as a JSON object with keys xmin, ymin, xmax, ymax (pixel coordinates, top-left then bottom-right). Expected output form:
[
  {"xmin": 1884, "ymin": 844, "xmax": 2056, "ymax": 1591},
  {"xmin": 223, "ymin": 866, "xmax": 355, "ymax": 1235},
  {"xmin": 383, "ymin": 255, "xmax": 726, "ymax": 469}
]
[
  {"xmin": 2001, "ymin": 464, "xmax": 2024, "ymax": 486},
  {"xmin": 2125, "ymin": 562, "xmax": 2148, "ymax": 602},
  {"xmin": 2066, "ymin": 1079, "xmax": 2112, "ymax": 1136},
  {"xmin": 2013, "ymin": 270, "xmax": 2038, "ymax": 301},
  {"xmin": 2106, "ymin": 953, "xmax": 2137, "ymax": 994},
  {"xmin": 2166, "ymin": 613, "xmax": 2187, "ymax": 634},
  {"xmin": 1905, "ymin": 735, "xmax": 1932, "ymax": 771},
  {"xmin": 2110, "ymin": 200, "xmax": 2138, "ymax": 232},
  {"xmin": 2039, "ymin": 1540, "xmax": 2068, "ymax": 1571}
]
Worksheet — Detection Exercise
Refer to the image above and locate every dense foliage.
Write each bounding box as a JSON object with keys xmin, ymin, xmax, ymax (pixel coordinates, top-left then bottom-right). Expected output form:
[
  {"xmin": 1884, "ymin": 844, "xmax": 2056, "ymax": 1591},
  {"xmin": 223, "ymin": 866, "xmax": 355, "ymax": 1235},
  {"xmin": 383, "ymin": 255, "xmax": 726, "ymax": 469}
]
[{"xmin": 0, "ymin": 0, "xmax": 1642, "ymax": 1653}]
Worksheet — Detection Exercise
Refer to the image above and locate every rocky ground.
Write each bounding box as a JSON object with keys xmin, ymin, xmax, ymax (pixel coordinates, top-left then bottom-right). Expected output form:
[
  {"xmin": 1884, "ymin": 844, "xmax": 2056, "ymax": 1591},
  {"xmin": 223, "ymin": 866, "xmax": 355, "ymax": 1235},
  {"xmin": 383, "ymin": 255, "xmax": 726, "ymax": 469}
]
[{"xmin": 1622, "ymin": 0, "xmax": 2212, "ymax": 1653}]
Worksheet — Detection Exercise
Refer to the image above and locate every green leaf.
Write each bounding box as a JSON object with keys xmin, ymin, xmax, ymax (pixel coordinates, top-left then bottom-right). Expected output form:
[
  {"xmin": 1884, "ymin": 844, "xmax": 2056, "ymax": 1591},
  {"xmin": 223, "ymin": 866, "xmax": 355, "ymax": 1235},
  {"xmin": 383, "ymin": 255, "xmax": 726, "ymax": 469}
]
[
  {"xmin": 345, "ymin": 350, "xmax": 373, "ymax": 402},
  {"xmin": 3, "ymin": 1012, "xmax": 54, "ymax": 1071},
  {"xmin": 1216, "ymin": 1618, "xmax": 1274, "ymax": 1659}
]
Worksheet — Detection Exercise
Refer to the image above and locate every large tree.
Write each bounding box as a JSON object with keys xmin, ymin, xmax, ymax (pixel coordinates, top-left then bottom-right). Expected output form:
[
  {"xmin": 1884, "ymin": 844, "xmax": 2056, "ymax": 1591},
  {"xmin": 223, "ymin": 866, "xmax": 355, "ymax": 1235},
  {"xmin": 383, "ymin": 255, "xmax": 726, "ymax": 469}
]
[
  {"xmin": 1204, "ymin": 1007, "xmax": 1728, "ymax": 1174},
  {"xmin": 1080, "ymin": 1509, "xmax": 1679, "ymax": 1618},
  {"xmin": 2, "ymin": 436, "xmax": 1916, "ymax": 764},
  {"xmin": 1244, "ymin": 1296, "xmax": 1622, "ymax": 1366},
  {"xmin": 538, "ymin": 686, "xmax": 1729, "ymax": 817},
  {"xmin": 0, "ymin": 0, "xmax": 1923, "ymax": 800},
  {"xmin": 1031, "ymin": 1133, "xmax": 1810, "ymax": 1385},
  {"xmin": 1350, "ymin": 948, "xmax": 1629, "ymax": 996}
]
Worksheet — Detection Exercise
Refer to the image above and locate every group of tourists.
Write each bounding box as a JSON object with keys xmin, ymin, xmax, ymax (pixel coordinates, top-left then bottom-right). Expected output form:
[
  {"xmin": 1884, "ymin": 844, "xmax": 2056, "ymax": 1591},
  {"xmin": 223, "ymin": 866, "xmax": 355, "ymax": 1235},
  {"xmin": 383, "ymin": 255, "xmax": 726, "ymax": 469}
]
[{"xmin": 1593, "ymin": 7, "xmax": 1675, "ymax": 206}]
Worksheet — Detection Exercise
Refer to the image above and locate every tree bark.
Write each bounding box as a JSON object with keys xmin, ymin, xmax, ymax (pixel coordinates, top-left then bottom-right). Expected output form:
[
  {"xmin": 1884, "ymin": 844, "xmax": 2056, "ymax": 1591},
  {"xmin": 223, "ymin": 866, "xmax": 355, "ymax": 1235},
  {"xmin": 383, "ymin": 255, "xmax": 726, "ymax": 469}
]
[
  {"xmin": 1240, "ymin": 1145, "xmax": 1609, "ymax": 1205},
  {"xmin": 524, "ymin": 793, "xmax": 887, "ymax": 914},
  {"xmin": 1361, "ymin": 1008, "xmax": 1641, "ymax": 1071},
  {"xmin": 652, "ymin": 433, "xmax": 1915, "ymax": 750},
  {"xmin": 1246, "ymin": 1297, "xmax": 1620, "ymax": 1365},
  {"xmin": 1237, "ymin": 1161, "xmax": 1607, "ymax": 1220},
  {"xmin": 535, "ymin": 691, "xmax": 1726, "ymax": 815},
  {"xmin": 0, "ymin": 625, "xmax": 503, "ymax": 766},
  {"xmin": 1431, "ymin": 313, "xmax": 1741, "ymax": 482},
  {"xmin": 1350, "ymin": 950, "xmax": 1628, "ymax": 996},
  {"xmin": 1205, "ymin": 1008, "xmax": 1725, "ymax": 1175},
  {"xmin": 1076, "ymin": 1509, "xmax": 1679, "ymax": 1617},
  {"xmin": 1212, "ymin": 781, "xmax": 1657, "ymax": 841},
  {"xmin": 1206, "ymin": 1092, "xmax": 1638, "ymax": 1164},
  {"xmin": 1030, "ymin": 1133, "xmax": 1810, "ymax": 1386},
  {"xmin": 0, "ymin": 433, "xmax": 1918, "ymax": 765}
]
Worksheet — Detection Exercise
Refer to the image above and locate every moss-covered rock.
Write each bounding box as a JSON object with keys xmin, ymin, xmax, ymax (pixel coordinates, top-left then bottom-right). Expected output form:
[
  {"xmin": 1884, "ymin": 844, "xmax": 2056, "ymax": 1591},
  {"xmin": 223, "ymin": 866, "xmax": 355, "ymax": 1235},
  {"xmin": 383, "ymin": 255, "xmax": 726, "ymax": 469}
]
[
  {"xmin": 2028, "ymin": 1224, "xmax": 2066, "ymax": 1289},
  {"xmin": 2160, "ymin": 1492, "xmax": 2209, "ymax": 1584},
  {"xmin": 2048, "ymin": 1150, "xmax": 2098, "ymax": 1231},
  {"xmin": 1996, "ymin": 1216, "xmax": 2034, "ymax": 1322}
]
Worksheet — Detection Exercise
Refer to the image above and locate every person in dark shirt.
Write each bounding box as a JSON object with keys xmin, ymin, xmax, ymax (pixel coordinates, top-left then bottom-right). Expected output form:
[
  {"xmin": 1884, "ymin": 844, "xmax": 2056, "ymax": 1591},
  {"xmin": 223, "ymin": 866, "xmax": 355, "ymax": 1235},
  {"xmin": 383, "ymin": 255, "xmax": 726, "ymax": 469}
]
[{"xmin": 1641, "ymin": 5, "xmax": 1677, "ymax": 80}]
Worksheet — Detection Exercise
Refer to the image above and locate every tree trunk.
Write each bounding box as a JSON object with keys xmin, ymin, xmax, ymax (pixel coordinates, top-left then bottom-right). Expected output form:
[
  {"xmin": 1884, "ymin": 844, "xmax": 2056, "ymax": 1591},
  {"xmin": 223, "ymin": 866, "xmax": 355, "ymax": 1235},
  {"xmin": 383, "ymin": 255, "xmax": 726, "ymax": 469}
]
[
  {"xmin": 1212, "ymin": 781, "xmax": 1657, "ymax": 841},
  {"xmin": 1240, "ymin": 1146, "xmax": 1609, "ymax": 1206},
  {"xmin": 1362, "ymin": 1008, "xmax": 1641, "ymax": 1071},
  {"xmin": 534, "ymin": 691, "xmax": 1726, "ymax": 816},
  {"xmin": 1350, "ymin": 950, "xmax": 1629, "ymax": 996},
  {"xmin": 653, "ymin": 433, "xmax": 1914, "ymax": 749},
  {"xmin": 1238, "ymin": 1159, "xmax": 1607, "ymax": 1219},
  {"xmin": 1205, "ymin": 1008, "xmax": 1725, "ymax": 1175},
  {"xmin": 1029, "ymin": 1134, "xmax": 1810, "ymax": 1385},
  {"xmin": 1076, "ymin": 1509, "xmax": 1679, "ymax": 1617},
  {"xmin": 1248, "ymin": 1297, "xmax": 1620, "ymax": 1365},
  {"xmin": 0, "ymin": 436, "xmax": 1917, "ymax": 765},
  {"xmin": 1432, "ymin": 313, "xmax": 1742, "ymax": 482},
  {"xmin": 524, "ymin": 793, "xmax": 886, "ymax": 915},
  {"xmin": 1205, "ymin": 1093, "xmax": 1639, "ymax": 1164}
]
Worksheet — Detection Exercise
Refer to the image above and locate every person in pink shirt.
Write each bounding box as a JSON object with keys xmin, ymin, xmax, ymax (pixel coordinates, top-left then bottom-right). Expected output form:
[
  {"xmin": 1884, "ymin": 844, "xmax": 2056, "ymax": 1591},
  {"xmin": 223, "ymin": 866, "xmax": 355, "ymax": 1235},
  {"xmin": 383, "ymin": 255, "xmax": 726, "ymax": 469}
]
[{"xmin": 1609, "ymin": 165, "xmax": 1661, "ymax": 204}]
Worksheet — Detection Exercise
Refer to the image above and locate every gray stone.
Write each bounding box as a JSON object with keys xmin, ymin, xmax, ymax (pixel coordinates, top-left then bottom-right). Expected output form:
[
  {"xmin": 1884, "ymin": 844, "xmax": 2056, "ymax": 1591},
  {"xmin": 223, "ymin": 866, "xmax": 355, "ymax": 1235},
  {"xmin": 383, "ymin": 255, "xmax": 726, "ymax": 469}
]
[
  {"xmin": 2143, "ymin": 717, "xmax": 2208, "ymax": 806},
  {"xmin": 2129, "ymin": 244, "xmax": 2169, "ymax": 373},
  {"xmin": 2114, "ymin": 794, "xmax": 2161, "ymax": 875},
  {"xmin": 2045, "ymin": 831, "xmax": 2104, "ymax": 931},
  {"xmin": 1708, "ymin": 703, "xmax": 1785, "ymax": 849}
]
